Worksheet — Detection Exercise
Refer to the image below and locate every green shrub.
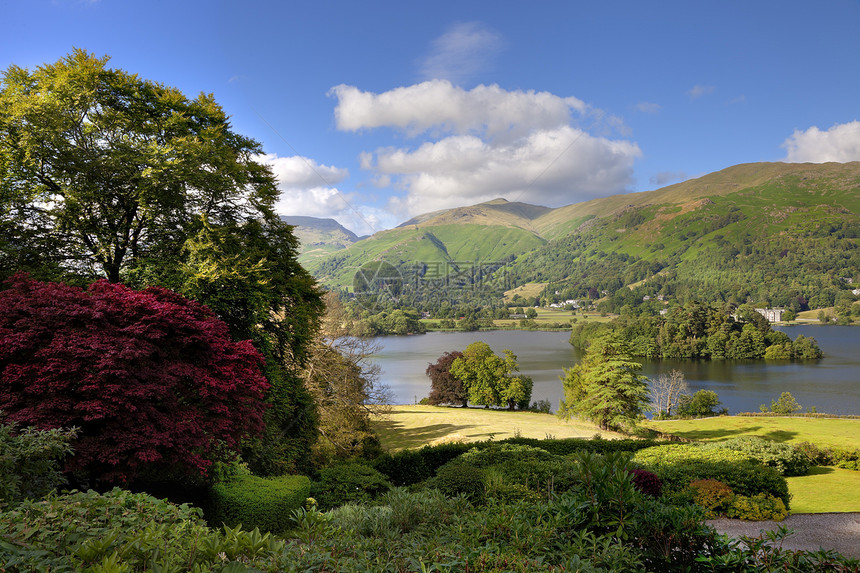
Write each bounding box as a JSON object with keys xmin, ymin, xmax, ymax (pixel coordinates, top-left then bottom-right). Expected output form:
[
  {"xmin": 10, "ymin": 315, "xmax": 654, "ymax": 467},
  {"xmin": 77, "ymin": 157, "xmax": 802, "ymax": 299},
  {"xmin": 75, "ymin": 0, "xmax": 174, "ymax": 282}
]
[
  {"xmin": 831, "ymin": 447, "xmax": 860, "ymax": 471},
  {"xmin": 727, "ymin": 493, "xmax": 788, "ymax": 521},
  {"xmin": 0, "ymin": 417, "xmax": 76, "ymax": 506},
  {"xmin": 0, "ymin": 488, "xmax": 285, "ymax": 571},
  {"xmin": 434, "ymin": 462, "xmax": 486, "ymax": 502},
  {"xmin": 458, "ymin": 443, "xmax": 554, "ymax": 467},
  {"xmin": 634, "ymin": 444, "xmax": 790, "ymax": 508},
  {"xmin": 688, "ymin": 479, "xmax": 734, "ymax": 517},
  {"xmin": 209, "ymin": 473, "xmax": 311, "ymax": 533},
  {"xmin": 371, "ymin": 449, "xmax": 431, "ymax": 486},
  {"xmin": 793, "ymin": 441, "xmax": 835, "ymax": 466},
  {"xmin": 704, "ymin": 436, "xmax": 810, "ymax": 476},
  {"xmin": 310, "ymin": 462, "xmax": 391, "ymax": 510},
  {"xmin": 373, "ymin": 442, "xmax": 471, "ymax": 486}
]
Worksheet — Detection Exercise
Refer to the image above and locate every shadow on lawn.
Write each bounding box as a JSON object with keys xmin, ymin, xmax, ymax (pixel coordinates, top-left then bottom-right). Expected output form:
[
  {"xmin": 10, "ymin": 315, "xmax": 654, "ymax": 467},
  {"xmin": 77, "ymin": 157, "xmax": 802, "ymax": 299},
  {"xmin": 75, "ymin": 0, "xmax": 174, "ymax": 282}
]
[
  {"xmin": 373, "ymin": 420, "xmax": 477, "ymax": 449},
  {"xmin": 669, "ymin": 426, "xmax": 764, "ymax": 441}
]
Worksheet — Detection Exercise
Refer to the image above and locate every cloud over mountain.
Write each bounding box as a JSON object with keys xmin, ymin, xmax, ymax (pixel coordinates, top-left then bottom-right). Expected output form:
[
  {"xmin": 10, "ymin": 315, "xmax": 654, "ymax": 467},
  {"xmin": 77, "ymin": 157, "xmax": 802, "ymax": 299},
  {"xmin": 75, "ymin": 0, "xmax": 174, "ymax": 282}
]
[{"xmin": 783, "ymin": 121, "xmax": 860, "ymax": 163}]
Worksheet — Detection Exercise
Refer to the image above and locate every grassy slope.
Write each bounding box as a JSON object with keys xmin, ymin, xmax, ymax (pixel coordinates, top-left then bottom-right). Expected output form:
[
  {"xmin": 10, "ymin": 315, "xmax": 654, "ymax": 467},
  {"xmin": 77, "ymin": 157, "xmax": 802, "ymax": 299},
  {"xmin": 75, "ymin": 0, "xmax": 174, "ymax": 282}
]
[
  {"xmin": 648, "ymin": 415, "xmax": 860, "ymax": 513},
  {"xmin": 645, "ymin": 416, "xmax": 860, "ymax": 449},
  {"xmin": 374, "ymin": 408, "xmax": 860, "ymax": 512},
  {"xmin": 308, "ymin": 224, "xmax": 546, "ymax": 288},
  {"xmin": 370, "ymin": 405, "xmax": 624, "ymax": 451}
]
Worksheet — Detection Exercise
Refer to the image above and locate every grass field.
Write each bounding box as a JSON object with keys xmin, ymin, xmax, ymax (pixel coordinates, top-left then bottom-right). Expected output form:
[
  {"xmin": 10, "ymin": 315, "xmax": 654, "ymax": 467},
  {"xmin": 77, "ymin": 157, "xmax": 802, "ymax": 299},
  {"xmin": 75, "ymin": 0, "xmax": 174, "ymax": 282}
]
[
  {"xmin": 786, "ymin": 467, "xmax": 860, "ymax": 513},
  {"xmin": 492, "ymin": 308, "xmax": 616, "ymax": 328},
  {"xmin": 645, "ymin": 416, "xmax": 860, "ymax": 449},
  {"xmin": 371, "ymin": 405, "xmax": 623, "ymax": 451},
  {"xmin": 373, "ymin": 408, "xmax": 860, "ymax": 513}
]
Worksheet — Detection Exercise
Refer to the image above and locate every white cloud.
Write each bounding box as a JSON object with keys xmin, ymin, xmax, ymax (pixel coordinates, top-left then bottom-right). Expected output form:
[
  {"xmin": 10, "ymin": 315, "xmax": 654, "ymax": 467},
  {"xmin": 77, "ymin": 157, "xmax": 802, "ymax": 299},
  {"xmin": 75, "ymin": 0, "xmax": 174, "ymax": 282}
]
[
  {"xmin": 687, "ymin": 84, "xmax": 715, "ymax": 99},
  {"xmin": 367, "ymin": 125, "xmax": 642, "ymax": 216},
  {"xmin": 782, "ymin": 121, "xmax": 860, "ymax": 163},
  {"xmin": 634, "ymin": 102, "xmax": 661, "ymax": 114},
  {"xmin": 419, "ymin": 21, "xmax": 504, "ymax": 83},
  {"xmin": 329, "ymin": 80, "xmax": 587, "ymax": 142},
  {"xmin": 258, "ymin": 153, "xmax": 349, "ymax": 188}
]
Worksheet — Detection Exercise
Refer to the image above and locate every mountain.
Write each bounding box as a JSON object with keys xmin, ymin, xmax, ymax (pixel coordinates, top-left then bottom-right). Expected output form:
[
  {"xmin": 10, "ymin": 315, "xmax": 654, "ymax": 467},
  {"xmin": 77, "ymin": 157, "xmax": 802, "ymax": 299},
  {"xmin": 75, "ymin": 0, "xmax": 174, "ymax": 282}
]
[
  {"xmin": 305, "ymin": 162, "xmax": 860, "ymax": 310},
  {"xmin": 306, "ymin": 199, "xmax": 549, "ymax": 288},
  {"xmin": 280, "ymin": 216, "xmax": 360, "ymax": 266}
]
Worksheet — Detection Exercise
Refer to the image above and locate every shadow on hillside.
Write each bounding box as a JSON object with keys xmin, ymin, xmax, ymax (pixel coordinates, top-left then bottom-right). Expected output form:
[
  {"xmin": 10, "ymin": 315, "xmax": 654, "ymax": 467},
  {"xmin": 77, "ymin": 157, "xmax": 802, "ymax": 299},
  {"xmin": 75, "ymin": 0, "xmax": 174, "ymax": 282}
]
[
  {"xmin": 373, "ymin": 420, "xmax": 477, "ymax": 449},
  {"xmin": 761, "ymin": 429, "xmax": 799, "ymax": 442},
  {"xmin": 670, "ymin": 426, "xmax": 764, "ymax": 441}
]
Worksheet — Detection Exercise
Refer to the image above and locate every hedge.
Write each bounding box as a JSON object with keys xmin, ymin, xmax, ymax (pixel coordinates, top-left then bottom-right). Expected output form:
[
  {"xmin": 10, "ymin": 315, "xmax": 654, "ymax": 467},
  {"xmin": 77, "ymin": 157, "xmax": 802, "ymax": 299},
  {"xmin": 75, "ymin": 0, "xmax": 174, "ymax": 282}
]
[{"xmin": 208, "ymin": 473, "xmax": 310, "ymax": 533}]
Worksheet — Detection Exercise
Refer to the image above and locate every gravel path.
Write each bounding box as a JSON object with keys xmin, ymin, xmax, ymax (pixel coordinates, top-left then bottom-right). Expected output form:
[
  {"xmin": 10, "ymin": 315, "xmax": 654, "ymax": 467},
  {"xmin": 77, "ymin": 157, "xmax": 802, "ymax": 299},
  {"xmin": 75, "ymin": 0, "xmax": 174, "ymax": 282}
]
[{"xmin": 708, "ymin": 513, "xmax": 860, "ymax": 559}]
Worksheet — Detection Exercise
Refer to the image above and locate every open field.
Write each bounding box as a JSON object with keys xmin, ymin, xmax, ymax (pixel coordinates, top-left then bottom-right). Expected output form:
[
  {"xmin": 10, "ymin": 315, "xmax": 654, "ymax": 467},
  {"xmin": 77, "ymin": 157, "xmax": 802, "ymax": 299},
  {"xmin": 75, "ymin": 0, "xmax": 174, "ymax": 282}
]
[
  {"xmin": 371, "ymin": 405, "xmax": 623, "ymax": 451},
  {"xmin": 645, "ymin": 416, "xmax": 860, "ymax": 449},
  {"xmin": 786, "ymin": 467, "xmax": 860, "ymax": 513},
  {"xmin": 373, "ymin": 408, "xmax": 860, "ymax": 512},
  {"xmin": 492, "ymin": 308, "xmax": 616, "ymax": 328}
]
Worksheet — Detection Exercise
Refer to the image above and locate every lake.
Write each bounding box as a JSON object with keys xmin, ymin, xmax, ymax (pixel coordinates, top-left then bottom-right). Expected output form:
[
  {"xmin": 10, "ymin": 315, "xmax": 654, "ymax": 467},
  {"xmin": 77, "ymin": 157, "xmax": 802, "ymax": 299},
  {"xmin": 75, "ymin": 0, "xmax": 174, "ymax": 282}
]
[{"xmin": 371, "ymin": 326, "xmax": 860, "ymax": 415}]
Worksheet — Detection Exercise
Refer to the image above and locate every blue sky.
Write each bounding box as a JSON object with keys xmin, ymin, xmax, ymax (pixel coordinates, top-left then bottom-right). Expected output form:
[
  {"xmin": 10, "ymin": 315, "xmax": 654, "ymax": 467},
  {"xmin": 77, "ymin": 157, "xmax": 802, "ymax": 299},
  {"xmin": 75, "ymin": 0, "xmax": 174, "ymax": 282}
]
[{"xmin": 4, "ymin": 0, "xmax": 860, "ymax": 235}]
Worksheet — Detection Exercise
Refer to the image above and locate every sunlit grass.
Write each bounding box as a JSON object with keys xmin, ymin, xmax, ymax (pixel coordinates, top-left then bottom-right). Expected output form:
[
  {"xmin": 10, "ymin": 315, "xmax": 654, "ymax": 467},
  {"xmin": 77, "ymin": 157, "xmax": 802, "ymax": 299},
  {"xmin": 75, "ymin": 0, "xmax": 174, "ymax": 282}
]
[
  {"xmin": 787, "ymin": 467, "xmax": 860, "ymax": 513},
  {"xmin": 370, "ymin": 405, "xmax": 624, "ymax": 451},
  {"xmin": 645, "ymin": 416, "xmax": 860, "ymax": 449}
]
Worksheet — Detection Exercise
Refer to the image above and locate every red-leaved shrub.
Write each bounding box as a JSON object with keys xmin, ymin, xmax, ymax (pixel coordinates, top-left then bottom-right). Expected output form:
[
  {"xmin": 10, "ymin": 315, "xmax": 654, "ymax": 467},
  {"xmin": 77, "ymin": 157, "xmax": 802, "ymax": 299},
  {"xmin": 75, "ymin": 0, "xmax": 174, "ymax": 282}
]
[
  {"xmin": 629, "ymin": 468, "xmax": 663, "ymax": 497},
  {"xmin": 0, "ymin": 274, "xmax": 269, "ymax": 483}
]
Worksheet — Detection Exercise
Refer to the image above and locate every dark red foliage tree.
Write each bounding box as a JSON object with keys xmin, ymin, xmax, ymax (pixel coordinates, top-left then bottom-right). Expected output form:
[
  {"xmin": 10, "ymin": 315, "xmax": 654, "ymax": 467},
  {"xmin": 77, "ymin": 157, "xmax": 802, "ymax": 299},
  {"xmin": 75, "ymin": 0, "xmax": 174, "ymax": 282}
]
[
  {"xmin": 0, "ymin": 274, "xmax": 270, "ymax": 483},
  {"xmin": 426, "ymin": 351, "xmax": 467, "ymax": 407}
]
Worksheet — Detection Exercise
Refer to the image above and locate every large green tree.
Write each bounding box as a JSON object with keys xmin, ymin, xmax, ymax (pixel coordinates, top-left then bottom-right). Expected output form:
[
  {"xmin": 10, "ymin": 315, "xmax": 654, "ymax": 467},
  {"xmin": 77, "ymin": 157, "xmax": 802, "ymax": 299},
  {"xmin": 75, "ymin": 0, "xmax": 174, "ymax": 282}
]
[
  {"xmin": 559, "ymin": 331, "xmax": 649, "ymax": 431},
  {"xmin": 0, "ymin": 49, "xmax": 283, "ymax": 284},
  {"xmin": 450, "ymin": 342, "xmax": 532, "ymax": 410},
  {"xmin": 0, "ymin": 50, "xmax": 324, "ymax": 473}
]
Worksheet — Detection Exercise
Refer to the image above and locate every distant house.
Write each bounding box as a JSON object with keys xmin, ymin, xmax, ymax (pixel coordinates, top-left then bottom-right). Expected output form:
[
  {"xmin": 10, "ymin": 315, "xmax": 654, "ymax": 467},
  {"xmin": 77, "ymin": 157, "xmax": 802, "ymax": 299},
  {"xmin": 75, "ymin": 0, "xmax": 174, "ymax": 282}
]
[
  {"xmin": 853, "ymin": 288, "xmax": 860, "ymax": 296},
  {"xmin": 509, "ymin": 313, "xmax": 527, "ymax": 319},
  {"xmin": 755, "ymin": 308, "xmax": 785, "ymax": 322}
]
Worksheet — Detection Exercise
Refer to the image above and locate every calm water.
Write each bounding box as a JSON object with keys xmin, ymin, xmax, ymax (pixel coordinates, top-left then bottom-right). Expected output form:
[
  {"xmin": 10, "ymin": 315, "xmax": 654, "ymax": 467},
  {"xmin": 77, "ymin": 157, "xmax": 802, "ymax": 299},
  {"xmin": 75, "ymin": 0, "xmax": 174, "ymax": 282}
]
[{"xmin": 372, "ymin": 326, "xmax": 860, "ymax": 415}]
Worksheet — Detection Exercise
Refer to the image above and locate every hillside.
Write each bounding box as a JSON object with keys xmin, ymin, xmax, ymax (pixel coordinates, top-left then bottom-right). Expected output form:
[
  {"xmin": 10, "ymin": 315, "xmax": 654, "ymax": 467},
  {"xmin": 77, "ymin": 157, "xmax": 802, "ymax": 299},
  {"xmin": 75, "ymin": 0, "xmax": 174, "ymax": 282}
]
[
  {"xmin": 280, "ymin": 215, "xmax": 360, "ymax": 266},
  {"xmin": 306, "ymin": 162, "xmax": 860, "ymax": 312},
  {"xmin": 306, "ymin": 199, "xmax": 548, "ymax": 288}
]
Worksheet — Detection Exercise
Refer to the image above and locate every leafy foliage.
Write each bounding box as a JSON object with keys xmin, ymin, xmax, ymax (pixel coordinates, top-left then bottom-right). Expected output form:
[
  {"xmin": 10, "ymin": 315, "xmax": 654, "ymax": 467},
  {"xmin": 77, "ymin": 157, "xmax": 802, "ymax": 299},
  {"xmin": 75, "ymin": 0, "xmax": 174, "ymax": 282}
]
[
  {"xmin": 0, "ymin": 49, "xmax": 279, "ymax": 283},
  {"xmin": 633, "ymin": 444, "xmax": 790, "ymax": 508},
  {"xmin": 629, "ymin": 468, "xmax": 663, "ymax": 497},
  {"xmin": 559, "ymin": 331, "xmax": 649, "ymax": 431},
  {"xmin": 570, "ymin": 301, "xmax": 822, "ymax": 360},
  {"xmin": 704, "ymin": 436, "xmax": 810, "ymax": 476},
  {"xmin": 727, "ymin": 493, "xmax": 788, "ymax": 521},
  {"xmin": 0, "ymin": 416, "xmax": 76, "ymax": 506},
  {"xmin": 449, "ymin": 341, "xmax": 533, "ymax": 410},
  {"xmin": 0, "ymin": 275, "xmax": 269, "ymax": 483},
  {"xmin": 426, "ymin": 350, "xmax": 467, "ymax": 406},
  {"xmin": 310, "ymin": 462, "xmax": 391, "ymax": 511},
  {"xmin": 0, "ymin": 488, "xmax": 286, "ymax": 572},
  {"xmin": 208, "ymin": 473, "xmax": 311, "ymax": 534}
]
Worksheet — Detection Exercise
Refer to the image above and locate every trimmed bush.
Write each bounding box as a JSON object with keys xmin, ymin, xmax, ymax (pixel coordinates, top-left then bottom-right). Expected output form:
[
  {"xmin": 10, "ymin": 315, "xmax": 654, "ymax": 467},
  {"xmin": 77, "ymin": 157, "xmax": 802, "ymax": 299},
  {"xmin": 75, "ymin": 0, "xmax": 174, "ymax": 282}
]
[
  {"xmin": 435, "ymin": 462, "xmax": 485, "ymax": 502},
  {"xmin": 727, "ymin": 493, "xmax": 788, "ymax": 521},
  {"xmin": 634, "ymin": 445, "xmax": 790, "ymax": 508},
  {"xmin": 310, "ymin": 462, "xmax": 391, "ymax": 510},
  {"xmin": 209, "ymin": 473, "xmax": 310, "ymax": 533},
  {"xmin": 704, "ymin": 436, "xmax": 810, "ymax": 476},
  {"xmin": 688, "ymin": 479, "xmax": 733, "ymax": 517}
]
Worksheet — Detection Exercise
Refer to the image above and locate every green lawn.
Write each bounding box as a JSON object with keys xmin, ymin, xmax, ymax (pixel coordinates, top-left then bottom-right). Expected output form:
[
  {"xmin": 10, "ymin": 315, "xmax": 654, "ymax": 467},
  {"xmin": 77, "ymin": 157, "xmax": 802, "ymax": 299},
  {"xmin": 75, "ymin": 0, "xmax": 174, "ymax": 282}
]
[
  {"xmin": 371, "ymin": 405, "xmax": 623, "ymax": 451},
  {"xmin": 786, "ymin": 467, "xmax": 860, "ymax": 513},
  {"xmin": 374, "ymin": 409, "xmax": 860, "ymax": 513},
  {"xmin": 645, "ymin": 416, "xmax": 860, "ymax": 449}
]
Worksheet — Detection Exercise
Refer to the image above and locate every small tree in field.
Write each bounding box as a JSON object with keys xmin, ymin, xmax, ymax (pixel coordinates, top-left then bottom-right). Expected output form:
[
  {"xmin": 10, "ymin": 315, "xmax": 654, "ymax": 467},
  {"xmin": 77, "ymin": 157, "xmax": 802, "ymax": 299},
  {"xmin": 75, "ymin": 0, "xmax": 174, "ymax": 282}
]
[
  {"xmin": 650, "ymin": 369, "xmax": 689, "ymax": 418},
  {"xmin": 426, "ymin": 351, "xmax": 467, "ymax": 407},
  {"xmin": 0, "ymin": 275, "xmax": 270, "ymax": 484}
]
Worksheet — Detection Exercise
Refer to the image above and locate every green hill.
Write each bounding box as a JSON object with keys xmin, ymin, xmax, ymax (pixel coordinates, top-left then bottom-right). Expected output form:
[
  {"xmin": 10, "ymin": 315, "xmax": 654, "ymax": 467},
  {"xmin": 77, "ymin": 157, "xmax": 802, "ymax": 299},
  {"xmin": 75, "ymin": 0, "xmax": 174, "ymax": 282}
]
[
  {"xmin": 306, "ymin": 163, "xmax": 860, "ymax": 312},
  {"xmin": 280, "ymin": 216, "xmax": 360, "ymax": 266}
]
